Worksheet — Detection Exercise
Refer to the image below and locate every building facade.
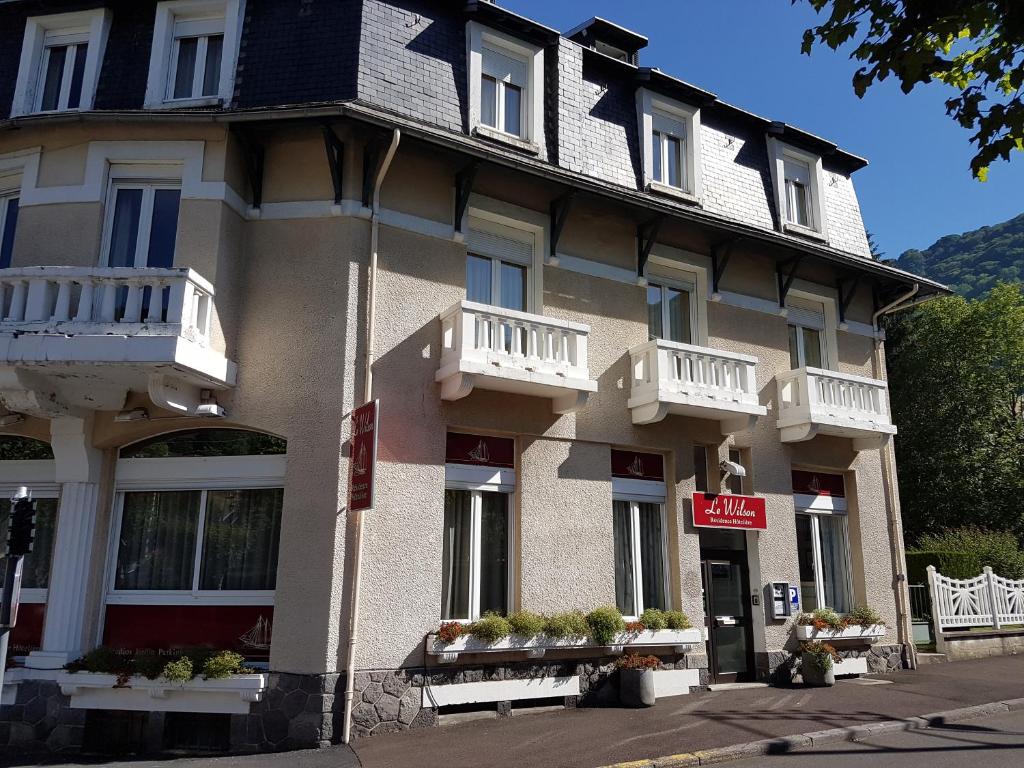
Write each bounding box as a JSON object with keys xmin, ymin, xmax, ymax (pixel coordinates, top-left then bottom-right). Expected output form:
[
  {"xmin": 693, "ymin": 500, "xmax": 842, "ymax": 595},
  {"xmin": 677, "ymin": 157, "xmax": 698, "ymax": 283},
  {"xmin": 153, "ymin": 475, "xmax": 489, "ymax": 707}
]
[{"xmin": 0, "ymin": 0, "xmax": 946, "ymax": 754}]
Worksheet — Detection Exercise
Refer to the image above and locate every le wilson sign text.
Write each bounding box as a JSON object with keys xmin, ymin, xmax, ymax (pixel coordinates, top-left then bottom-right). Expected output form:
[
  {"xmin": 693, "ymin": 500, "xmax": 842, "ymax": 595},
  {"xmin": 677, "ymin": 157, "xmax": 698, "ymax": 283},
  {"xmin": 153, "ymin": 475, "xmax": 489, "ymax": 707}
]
[
  {"xmin": 692, "ymin": 493, "xmax": 767, "ymax": 531},
  {"xmin": 349, "ymin": 400, "xmax": 379, "ymax": 512}
]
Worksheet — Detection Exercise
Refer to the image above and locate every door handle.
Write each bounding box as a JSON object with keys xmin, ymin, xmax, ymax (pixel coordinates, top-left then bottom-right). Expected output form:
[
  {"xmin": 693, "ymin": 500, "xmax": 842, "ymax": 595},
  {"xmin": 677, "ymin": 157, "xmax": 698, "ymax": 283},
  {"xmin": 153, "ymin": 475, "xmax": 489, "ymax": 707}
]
[{"xmin": 715, "ymin": 616, "xmax": 737, "ymax": 626}]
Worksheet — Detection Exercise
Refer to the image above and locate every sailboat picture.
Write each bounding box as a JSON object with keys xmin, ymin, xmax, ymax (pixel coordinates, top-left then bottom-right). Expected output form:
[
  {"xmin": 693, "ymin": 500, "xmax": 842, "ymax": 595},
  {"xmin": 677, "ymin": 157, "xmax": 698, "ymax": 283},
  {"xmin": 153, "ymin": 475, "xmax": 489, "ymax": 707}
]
[
  {"xmin": 239, "ymin": 615, "xmax": 272, "ymax": 650},
  {"xmin": 627, "ymin": 456, "xmax": 645, "ymax": 478},
  {"xmin": 467, "ymin": 439, "xmax": 490, "ymax": 463},
  {"xmin": 352, "ymin": 442, "xmax": 369, "ymax": 476}
]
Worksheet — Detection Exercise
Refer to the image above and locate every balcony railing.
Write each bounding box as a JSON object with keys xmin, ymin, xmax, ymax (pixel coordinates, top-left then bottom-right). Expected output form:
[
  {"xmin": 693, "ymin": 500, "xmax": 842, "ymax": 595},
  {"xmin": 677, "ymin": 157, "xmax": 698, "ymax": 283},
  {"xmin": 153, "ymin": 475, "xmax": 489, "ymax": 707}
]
[
  {"xmin": 627, "ymin": 339, "xmax": 766, "ymax": 433},
  {"xmin": 0, "ymin": 267, "xmax": 213, "ymax": 346},
  {"xmin": 436, "ymin": 301, "xmax": 598, "ymax": 413},
  {"xmin": 776, "ymin": 366, "xmax": 896, "ymax": 449}
]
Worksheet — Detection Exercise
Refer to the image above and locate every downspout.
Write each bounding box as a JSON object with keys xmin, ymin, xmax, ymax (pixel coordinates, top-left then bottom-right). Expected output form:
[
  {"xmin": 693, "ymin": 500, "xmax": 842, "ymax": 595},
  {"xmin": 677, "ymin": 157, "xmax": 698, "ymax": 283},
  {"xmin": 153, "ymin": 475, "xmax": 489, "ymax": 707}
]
[
  {"xmin": 871, "ymin": 283, "xmax": 918, "ymax": 669},
  {"xmin": 342, "ymin": 128, "xmax": 400, "ymax": 745}
]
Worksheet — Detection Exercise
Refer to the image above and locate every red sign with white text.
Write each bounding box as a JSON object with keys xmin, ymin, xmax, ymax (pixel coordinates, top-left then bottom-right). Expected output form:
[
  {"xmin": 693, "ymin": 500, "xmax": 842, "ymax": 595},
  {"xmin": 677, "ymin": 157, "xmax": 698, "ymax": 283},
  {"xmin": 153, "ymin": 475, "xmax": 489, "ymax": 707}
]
[
  {"xmin": 349, "ymin": 400, "xmax": 379, "ymax": 512},
  {"xmin": 692, "ymin": 493, "xmax": 767, "ymax": 530},
  {"xmin": 103, "ymin": 605, "xmax": 273, "ymax": 661}
]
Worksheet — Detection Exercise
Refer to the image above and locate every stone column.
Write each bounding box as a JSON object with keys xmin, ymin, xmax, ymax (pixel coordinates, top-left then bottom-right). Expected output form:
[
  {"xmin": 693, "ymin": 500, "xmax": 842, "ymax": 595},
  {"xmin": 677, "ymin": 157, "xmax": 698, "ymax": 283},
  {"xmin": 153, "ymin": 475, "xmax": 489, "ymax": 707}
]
[{"xmin": 27, "ymin": 416, "xmax": 102, "ymax": 670}]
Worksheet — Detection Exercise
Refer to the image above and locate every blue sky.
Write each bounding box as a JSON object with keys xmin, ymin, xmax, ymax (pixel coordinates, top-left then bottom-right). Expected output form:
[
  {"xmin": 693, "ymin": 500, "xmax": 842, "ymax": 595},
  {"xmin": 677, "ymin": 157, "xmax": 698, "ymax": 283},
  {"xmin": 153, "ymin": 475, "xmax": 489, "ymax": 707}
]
[{"xmin": 507, "ymin": 0, "xmax": 1024, "ymax": 259}]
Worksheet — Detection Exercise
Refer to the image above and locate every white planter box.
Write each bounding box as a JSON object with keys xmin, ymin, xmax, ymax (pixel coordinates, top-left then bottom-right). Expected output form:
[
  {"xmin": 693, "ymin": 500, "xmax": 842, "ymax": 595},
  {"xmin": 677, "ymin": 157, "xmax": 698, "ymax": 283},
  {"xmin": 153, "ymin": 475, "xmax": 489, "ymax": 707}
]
[
  {"xmin": 428, "ymin": 628, "xmax": 703, "ymax": 663},
  {"xmin": 796, "ymin": 624, "xmax": 886, "ymax": 642},
  {"xmin": 57, "ymin": 672, "xmax": 268, "ymax": 714}
]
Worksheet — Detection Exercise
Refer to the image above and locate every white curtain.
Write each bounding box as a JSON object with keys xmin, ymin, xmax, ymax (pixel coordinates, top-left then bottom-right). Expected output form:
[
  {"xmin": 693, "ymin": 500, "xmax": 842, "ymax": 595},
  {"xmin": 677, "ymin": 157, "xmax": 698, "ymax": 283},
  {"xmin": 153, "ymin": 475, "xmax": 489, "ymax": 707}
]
[
  {"xmin": 116, "ymin": 491, "xmax": 201, "ymax": 590},
  {"xmin": 639, "ymin": 503, "xmax": 667, "ymax": 611},
  {"xmin": 441, "ymin": 490, "xmax": 472, "ymax": 619},
  {"xmin": 613, "ymin": 500, "xmax": 635, "ymax": 615},
  {"xmin": 819, "ymin": 515, "xmax": 852, "ymax": 613},
  {"xmin": 478, "ymin": 491, "xmax": 508, "ymax": 616},
  {"xmin": 199, "ymin": 488, "xmax": 282, "ymax": 590}
]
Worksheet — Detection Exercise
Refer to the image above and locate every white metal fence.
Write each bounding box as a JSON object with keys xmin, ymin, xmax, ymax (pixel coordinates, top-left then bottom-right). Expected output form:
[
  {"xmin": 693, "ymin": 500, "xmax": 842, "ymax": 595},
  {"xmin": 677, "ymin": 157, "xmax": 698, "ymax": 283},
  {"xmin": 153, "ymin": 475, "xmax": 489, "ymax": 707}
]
[{"xmin": 927, "ymin": 565, "xmax": 1024, "ymax": 633}]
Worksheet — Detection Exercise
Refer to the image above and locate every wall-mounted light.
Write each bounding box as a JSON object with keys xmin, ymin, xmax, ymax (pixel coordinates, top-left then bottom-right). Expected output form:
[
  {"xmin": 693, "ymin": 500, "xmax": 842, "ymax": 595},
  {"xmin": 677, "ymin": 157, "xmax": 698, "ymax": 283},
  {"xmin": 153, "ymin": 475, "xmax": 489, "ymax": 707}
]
[
  {"xmin": 0, "ymin": 414, "xmax": 25, "ymax": 427},
  {"xmin": 114, "ymin": 408, "xmax": 149, "ymax": 423}
]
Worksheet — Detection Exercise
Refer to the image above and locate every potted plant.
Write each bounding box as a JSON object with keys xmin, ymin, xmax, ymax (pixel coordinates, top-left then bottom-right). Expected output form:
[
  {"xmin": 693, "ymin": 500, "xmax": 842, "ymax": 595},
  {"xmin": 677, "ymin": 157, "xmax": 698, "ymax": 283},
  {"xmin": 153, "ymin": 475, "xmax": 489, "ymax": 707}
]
[
  {"xmin": 616, "ymin": 653, "xmax": 659, "ymax": 707},
  {"xmin": 800, "ymin": 641, "xmax": 840, "ymax": 687}
]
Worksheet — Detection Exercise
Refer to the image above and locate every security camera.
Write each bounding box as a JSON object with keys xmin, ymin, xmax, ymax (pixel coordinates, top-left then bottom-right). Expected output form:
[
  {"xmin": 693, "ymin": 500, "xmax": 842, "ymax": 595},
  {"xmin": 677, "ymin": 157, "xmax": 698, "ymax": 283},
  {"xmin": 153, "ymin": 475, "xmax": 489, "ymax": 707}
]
[{"xmin": 720, "ymin": 459, "xmax": 746, "ymax": 478}]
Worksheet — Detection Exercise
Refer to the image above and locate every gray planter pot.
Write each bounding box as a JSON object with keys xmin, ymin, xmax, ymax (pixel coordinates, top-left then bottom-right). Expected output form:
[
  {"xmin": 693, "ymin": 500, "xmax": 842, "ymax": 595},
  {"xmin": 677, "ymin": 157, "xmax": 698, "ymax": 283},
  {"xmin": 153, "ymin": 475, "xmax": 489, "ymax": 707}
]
[
  {"xmin": 801, "ymin": 653, "xmax": 836, "ymax": 687},
  {"xmin": 619, "ymin": 668, "xmax": 656, "ymax": 707}
]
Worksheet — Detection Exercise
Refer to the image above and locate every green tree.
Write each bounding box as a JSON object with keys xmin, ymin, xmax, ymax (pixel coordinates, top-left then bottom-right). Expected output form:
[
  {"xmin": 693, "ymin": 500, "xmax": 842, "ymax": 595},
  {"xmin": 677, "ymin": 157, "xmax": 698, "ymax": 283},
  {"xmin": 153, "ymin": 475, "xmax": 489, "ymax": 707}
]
[
  {"xmin": 796, "ymin": 0, "xmax": 1024, "ymax": 179},
  {"xmin": 885, "ymin": 283, "xmax": 1024, "ymax": 543}
]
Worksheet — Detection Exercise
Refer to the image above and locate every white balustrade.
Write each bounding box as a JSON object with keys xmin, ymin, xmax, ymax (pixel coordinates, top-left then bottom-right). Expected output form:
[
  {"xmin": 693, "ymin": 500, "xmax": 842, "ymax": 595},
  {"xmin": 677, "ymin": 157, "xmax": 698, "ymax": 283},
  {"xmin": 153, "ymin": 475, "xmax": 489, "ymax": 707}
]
[
  {"xmin": 627, "ymin": 339, "xmax": 764, "ymax": 431},
  {"xmin": 0, "ymin": 267, "xmax": 214, "ymax": 346},
  {"xmin": 776, "ymin": 366, "xmax": 895, "ymax": 447},
  {"xmin": 436, "ymin": 301, "xmax": 597, "ymax": 413},
  {"xmin": 928, "ymin": 565, "xmax": 1024, "ymax": 633}
]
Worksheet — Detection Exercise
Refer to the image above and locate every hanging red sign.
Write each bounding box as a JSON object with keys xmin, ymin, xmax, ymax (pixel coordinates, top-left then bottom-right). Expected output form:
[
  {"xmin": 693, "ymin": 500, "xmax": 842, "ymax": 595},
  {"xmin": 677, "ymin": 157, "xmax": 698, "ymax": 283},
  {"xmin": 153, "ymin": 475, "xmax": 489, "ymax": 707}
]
[
  {"xmin": 692, "ymin": 493, "xmax": 767, "ymax": 530},
  {"xmin": 445, "ymin": 432, "xmax": 515, "ymax": 468},
  {"xmin": 349, "ymin": 400, "xmax": 379, "ymax": 512},
  {"xmin": 611, "ymin": 450, "xmax": 664, "ymax": 481}
]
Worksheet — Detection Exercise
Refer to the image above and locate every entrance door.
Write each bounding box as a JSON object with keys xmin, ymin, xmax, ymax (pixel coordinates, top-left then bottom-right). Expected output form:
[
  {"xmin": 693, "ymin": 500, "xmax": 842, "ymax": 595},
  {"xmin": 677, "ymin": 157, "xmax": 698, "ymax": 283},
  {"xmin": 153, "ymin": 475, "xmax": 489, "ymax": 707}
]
[{"xmin": 701, "ymin": 555, "xmax": 755, "ymax": 683}]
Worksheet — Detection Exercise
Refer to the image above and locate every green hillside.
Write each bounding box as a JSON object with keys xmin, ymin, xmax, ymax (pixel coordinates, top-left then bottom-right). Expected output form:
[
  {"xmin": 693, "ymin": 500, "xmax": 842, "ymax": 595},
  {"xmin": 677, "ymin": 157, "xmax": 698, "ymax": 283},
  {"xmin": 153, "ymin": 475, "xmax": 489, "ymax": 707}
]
[{"xmin": 893, "ymin": 212, "xmax": 1024, "ymax": 297}]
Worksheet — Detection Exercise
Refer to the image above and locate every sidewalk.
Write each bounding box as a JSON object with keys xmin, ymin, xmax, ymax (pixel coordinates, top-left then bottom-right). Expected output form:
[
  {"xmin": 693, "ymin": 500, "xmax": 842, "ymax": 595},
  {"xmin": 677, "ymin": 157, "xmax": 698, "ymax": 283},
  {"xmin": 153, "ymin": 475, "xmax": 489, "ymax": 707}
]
[{"xmin": 1, "ymin": 657, "xmax": 1021, "ymax": 768}]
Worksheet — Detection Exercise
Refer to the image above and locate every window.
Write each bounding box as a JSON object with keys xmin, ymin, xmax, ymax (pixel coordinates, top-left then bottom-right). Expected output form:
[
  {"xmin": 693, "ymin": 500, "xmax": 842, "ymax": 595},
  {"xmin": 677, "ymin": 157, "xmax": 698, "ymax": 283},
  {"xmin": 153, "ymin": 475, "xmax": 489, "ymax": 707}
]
[
  {"xmin": 467, "ymin": 22, "xmax": 544, "ymax": 148},
  {"xmin": 441, "ymin": 489, "xmax": 510, "ymax": 620},
  {"xmin": 786, "ymin": 298, "xmax": 826, "ymax": 369},
  {"xmin": 11, "ymin": 10, "xmax": 110, "ymax": 117},
  {"xmin": 103, "ymin": 182, "xmax": 181, "ymax": 268},
  {"xmin": 795, "ymin": 512, "xmax": 852, "ymax": 614},
  {"xmin": 638, "ymin": 90, "xmax": 702, "ymax": 200},
  {"xmin": 0, "ymin": 193, "xmax": 18, "ymax": 269},
  {"xmin": 694, "ymin": 444, "xmax": 710, "ymax": 494},
  {"xmin": 767, "ymin": 138, "xmax": 828, "ymax": 238},
  {"xmin": 465, "ymin": 217, "xmax": 535, "ymax": 312},
  {"xmin": 647, "ymin": 281, "xmax": 691, "ymax": 344},
  {"xmin": 0, "ymin": 497, "xmax": 57, "ymax": 590},
  {"xmin": 613, "ymin": 499, "xmax": 668, "ymax": 617},
  {"xmin": 145, "ymin": 1, "xmax": 243, "ymax": 108}
]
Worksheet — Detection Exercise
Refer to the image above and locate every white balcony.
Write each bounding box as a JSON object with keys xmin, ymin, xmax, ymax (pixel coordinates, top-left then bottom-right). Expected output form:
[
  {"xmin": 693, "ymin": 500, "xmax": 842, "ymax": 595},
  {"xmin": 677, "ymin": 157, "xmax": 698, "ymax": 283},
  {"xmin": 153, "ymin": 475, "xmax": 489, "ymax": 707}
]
[
  {"xmin": 0, "ymin": 267, "xmax": 235, "ymax": 418},
  {"xmin": 776, "ymin": 367, "xmax": 896, "ymax": 450},
  {"xmin": 627, "ymin": 339, "xmax": 766, "ymax": 434},
  {"xmin": 436, "ymin": 301, "xmax": 598, "ymax": 414}
]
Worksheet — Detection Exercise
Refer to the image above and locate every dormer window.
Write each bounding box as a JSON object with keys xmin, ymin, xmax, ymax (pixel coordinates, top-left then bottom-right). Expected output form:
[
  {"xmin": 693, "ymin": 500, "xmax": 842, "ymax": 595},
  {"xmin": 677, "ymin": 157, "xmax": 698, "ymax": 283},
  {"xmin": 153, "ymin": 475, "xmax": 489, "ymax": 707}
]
[
  {"xmin": 144, "ymin": 0, "xmax": 244, "ymax": 109},
  {"xmin": 467, "ymin": 22, "xmax": 544, "ymax": 152},
  {"xmin": 768, "ymin": 138, "xmax": 828, "ymax": 240},
  {"xmin": 637, "ymin": 90, "xmax": 702, "ymax": 203},
  {"xmin": 10, "ymin": 10, "xmax": 111, "ymax": 117}
]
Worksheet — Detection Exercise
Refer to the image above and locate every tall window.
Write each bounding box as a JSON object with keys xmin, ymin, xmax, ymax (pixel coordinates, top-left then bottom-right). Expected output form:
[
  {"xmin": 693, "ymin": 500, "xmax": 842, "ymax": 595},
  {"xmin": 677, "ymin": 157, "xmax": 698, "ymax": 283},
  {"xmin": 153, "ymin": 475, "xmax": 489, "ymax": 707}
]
[
  {"xmin": 786, "ymin": 298, "xmax": 827, "ymax": 369},
  {"xmin": 0, "ymin": 193, "xmax": 19, "ymax": 269},
  {"xmin": 694, "ymin": 444, "xmax": 710, "ymax": 494},
  {"xmin": 0, "ymin": 498, "xmax": 57, "ymax": 590},
  {"xmin": 36, "ymin": 34, "xmax": 89, "ymax": 112},
  {"xmin": 784, "ymin": 157, "xmax": 813, "ymax": 229},
  {"xmin": 104, "ymin": 182, "xmax": 181, "ymax": 269},
  {"xmin": 651, "ymin": 116, "xmax": 685, "ymax": 189},
  {"xmin": 168, "ymin": 18, "xmax": 225, "ymax": 101},
  {"xmin": 647, "ymin": 282, "xmax": 691, "ymax": 343},
  {"xmin": 613, "ymin": 500, "xmax": 668, "ymax": 617},
  {"xmin": 480, "ymin": 46, "xmax": 527, "ymax": 138},
  {"xmin": 796, "ymin": 512, "xmax": 852, "ymax": 614},
  {"xmin": 466, "ymin": 254, "xmax": 526, "ymax": 311},
  {"xmin": 441, "ymin": 489, "xmax": 510, "ymax": 620}
]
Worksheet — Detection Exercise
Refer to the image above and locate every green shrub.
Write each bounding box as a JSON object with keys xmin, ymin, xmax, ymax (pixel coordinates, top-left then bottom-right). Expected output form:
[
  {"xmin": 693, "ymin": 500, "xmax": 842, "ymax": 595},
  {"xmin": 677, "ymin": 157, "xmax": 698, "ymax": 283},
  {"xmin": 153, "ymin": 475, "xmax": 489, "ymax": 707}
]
[
  {"xmin": 905, "ymin": 550, "xmax": 982, "ymax": 583},
  {"xmin": 507, "ymin": 610, "xmax": 545, "ymax": 638},
  {"xmin": 202, "ymin": 651, "xmax": 245, "ymax": 680},
  {"xmin": 846, "ymin": 605, "xmax": 884, "ymax": 627},
  {"xmin": 65, "ymin": 646, "xmax": 130, "ymax": 675},
  {"xmin": 797, "ymin": 608, "xmax": 845, "ymax": 631},
  {"xmin": 132, "ymin": 653, "xmax": 166, "ymax": 680},
  {"xmin": 639, "ymin": 608, "xmax": 667, "ymax": 631},
  {"xmin": 586, "ymin": 606, "xmax": 625, "ymax": 646},
  {"xmin": 162, "ymin": 657, "xmax": 195, "ymax": 683},
  {"xmin": 663, "ymin": 610, "xmax": 692, "ymax": 630},
  {"xmin": 468, "ymin": 613, "xmax": 511, "ymax": 644},
  {"xmin": 915, "ymin": 529, "xmax": 1024, "ymax": 579},
  {"xmin": 543, "ymin": 611, "xmax": 589, "ymax": 639},
  {"xmin": 800, "ymin": 641, "xmax": 840, "ymax": 673}
]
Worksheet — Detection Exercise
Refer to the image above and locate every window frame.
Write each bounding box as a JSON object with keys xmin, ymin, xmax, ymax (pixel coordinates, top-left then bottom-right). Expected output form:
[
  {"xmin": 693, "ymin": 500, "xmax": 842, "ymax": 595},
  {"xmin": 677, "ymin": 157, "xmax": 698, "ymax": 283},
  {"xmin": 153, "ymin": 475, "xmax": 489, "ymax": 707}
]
[
  {"xmin": 165, "ymin": 16, "xmax": 226, "ymax": 102},
  {"xmin": 0, "ymin": 188, "xmax": 20, "ymax": 269},
  {"xmin": 637, "ymin": 89, "xmax": 702, "ymax": 202},
  {"xmin": 104, "ymin": 451, "xmax": 286, "ymax": 607},
  {"xmin": 36, "ymin": 34, "xmax": 89, "ymax": 113},
  {"xmin": 144, "ymin": 0, "xmax": 245, "ymax": 109},
  {"xmin": 11, "ymin": 9, "xmax": 111, "ymax": 117},
  {"xmin": 795, "ymin": 509, "xmax": 854, "ymax": 614},
  {"xmin": 613, "ymin": 497, "xmax": 670, "ymax": 620},
  {"xmin": 465, "ymin": 199, "xmax": 546, "ymax": 314},
  {"xmin": 767, "ymin": 137, "xmax": 829, "ymax": 240},
  {"xmin": 0, "ymin": 475, "xmax": 58, "ymax": 606},
  {"xmin": 784, "ymin": 288, "xmax": 839, "ymax": 371},
  {"xmin": 646, "ymin": 278, "xmax": 696, "ymax": 345},
  {"xmin": 467, "ymin": 22, "xmax": 545, "ymax": 151},
  {"xmin": 645, "ymin": 249, "xmax": 710, "ymax": 346},
  {"xmin": 99, "ymin": 176, "xmax": 183, "ymax": 269}
]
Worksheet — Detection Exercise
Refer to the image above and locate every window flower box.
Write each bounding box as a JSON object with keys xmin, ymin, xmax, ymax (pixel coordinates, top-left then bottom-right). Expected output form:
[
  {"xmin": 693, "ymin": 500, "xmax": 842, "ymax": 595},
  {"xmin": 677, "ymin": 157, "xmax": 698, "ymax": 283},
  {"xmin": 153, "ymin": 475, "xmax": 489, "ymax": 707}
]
[
  {"xmin": 795, "ymin": 624, "xmax": 886, "ymax": 642},
  {"xmin": 56, "ymin": 671, "xmax": 268, "ymax": 714},
  {"xmin": 428, "ymin": 628, "xmax": 702, "ymax": 663}
]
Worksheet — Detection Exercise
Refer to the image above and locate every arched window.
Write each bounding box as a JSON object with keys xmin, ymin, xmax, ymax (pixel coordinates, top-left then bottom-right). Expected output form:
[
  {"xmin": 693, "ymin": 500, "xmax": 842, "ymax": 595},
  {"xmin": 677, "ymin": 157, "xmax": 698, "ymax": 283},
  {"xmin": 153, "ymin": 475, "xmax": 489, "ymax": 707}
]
[
  {"xmin": 0, "ymin": 436, "xmax": 54, "ymax": 461},
  {"xmin": 106, "ymin": 429, "xmax": 286, "ymax": 660}
]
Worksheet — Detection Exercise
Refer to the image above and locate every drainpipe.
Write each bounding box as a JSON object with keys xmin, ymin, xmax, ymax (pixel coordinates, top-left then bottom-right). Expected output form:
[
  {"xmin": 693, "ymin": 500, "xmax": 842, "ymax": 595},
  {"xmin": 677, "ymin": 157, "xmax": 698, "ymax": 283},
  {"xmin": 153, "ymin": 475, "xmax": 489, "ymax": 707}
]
[
  {"xmin": 342, "ymin": 128, "xmax": 400, "ymax": 744},
  {"xmin": 871, "ymin": 283, "xmax": 918, "ymax": 669}
]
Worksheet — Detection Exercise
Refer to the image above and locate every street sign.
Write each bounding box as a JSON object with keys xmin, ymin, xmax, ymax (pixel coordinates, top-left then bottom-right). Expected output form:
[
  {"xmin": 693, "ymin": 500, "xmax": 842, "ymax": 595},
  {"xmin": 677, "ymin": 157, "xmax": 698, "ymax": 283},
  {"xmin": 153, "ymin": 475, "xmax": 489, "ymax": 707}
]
[
  {"xmin": 692, "ymin": 493, "xmax": 768, "ymax": 531},
  {"xmin": 349, "ymin": 400, "xmax": 379, "ymax": 512},
  {"xmin": 6, "ymin": 496, "xmax": 36, "ymax": 556}
]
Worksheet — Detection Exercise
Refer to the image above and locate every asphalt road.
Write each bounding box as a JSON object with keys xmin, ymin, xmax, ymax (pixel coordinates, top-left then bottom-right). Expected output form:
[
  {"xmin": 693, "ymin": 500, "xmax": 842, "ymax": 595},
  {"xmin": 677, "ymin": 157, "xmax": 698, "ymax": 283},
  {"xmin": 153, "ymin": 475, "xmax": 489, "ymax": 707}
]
[{"xmin": 726, "ymin": 708, "xmax": 1024, "ymax": 768}]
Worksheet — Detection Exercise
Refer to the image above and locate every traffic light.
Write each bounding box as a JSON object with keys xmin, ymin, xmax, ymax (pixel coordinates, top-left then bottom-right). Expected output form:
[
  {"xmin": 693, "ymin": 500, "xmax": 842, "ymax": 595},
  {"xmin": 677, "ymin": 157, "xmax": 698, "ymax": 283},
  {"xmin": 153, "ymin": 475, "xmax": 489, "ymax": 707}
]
[{"xmin": 6, "ymin": 497, "xmax": 36, "ymax": 557}]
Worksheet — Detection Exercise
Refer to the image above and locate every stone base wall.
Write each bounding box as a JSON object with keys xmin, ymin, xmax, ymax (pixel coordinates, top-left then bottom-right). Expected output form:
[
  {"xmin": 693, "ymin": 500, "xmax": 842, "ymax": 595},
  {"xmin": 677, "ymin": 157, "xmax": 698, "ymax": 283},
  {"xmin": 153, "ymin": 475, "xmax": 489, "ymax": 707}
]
[
  {"xmin": 756, "ymin": 643, "xmax": 908, "ymax": 684},
  {"xmin": 938, "ymin": 630, "xmax": 1024, "ymax": 661},
  {"xmin": 0, "ymin": 680, "xmax": 84, "ymax": 752}
]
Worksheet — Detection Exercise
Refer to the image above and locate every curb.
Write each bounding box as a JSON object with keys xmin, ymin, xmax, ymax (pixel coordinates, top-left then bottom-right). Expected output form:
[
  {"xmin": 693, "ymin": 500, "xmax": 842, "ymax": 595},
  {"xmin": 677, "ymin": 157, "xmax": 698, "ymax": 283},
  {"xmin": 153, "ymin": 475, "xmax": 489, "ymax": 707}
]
[{"xmin": 597, "ymin": 697, "xmax": 1024, "ymax": 768}]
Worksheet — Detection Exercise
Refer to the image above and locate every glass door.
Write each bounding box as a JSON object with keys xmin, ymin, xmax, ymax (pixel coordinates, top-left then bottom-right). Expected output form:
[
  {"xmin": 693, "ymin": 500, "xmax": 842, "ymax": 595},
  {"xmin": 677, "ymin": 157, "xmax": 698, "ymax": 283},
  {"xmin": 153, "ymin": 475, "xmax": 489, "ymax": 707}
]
[{"xmin": 701, "ymin": 556, "xmax": 755, "ymax": 683}]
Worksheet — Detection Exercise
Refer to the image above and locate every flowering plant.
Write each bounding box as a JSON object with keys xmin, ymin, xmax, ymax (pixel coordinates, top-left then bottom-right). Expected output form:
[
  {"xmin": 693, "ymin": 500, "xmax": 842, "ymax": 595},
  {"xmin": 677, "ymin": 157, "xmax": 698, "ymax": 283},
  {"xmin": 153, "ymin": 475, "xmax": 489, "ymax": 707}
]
[
  {"xmin": 437, "ymin": 622, "xmax": 464, "ymax": 644},
  {"xmin": 614, "ymin": 653, "xmax": 660, "ymax": 670}
]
